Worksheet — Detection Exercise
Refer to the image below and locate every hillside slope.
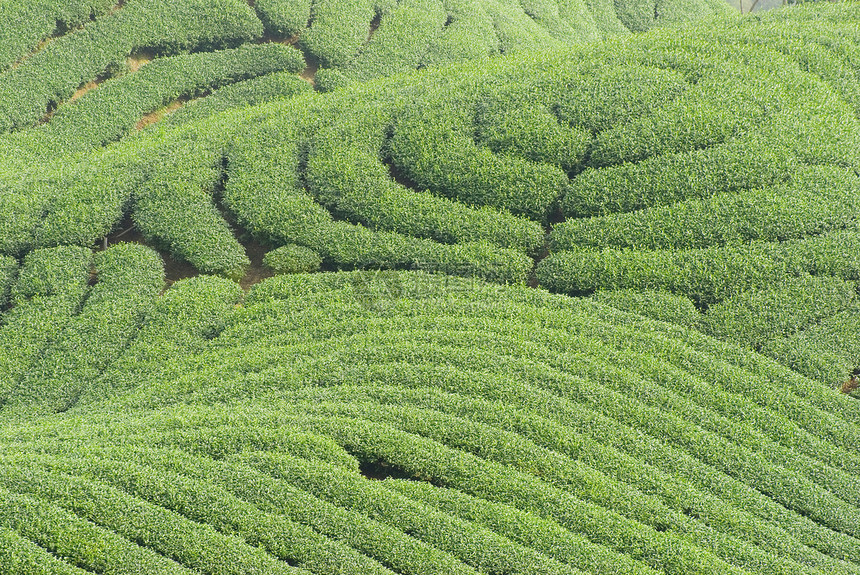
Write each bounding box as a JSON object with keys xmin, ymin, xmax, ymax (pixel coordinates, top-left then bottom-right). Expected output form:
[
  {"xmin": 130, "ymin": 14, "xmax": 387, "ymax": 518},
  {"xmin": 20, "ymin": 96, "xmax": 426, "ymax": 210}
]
[
  {"xmin": 2, "ymin": 2, "xmax": 860, "ymax": 573},
  {"xmin": 3, "ymin": 2, "xmax": 860, "ymax": 385},
  {"xmin": 2, "ymin": 262, "xmax": 860, "ymax": 574}
]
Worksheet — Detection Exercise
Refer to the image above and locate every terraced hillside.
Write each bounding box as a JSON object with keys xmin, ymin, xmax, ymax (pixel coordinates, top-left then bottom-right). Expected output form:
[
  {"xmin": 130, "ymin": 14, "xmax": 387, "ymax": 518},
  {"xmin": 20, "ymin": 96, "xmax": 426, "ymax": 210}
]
[
  {"xmin": 2, "ymin": 262, "xmax": 860, "ymax": 574},
  {"xmin": 2, "ymin": 0, "xmax": 860, "ymax": 573}
]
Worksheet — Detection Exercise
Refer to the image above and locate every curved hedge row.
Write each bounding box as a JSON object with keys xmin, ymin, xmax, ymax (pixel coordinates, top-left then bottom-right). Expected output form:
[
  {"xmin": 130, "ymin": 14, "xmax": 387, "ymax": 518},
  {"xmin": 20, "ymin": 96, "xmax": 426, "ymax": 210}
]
[
  {"xmin": 0, "ymin": 0, "xmax": 263, "ymax": 133},
  {"xmin": 294, "ymin": 0, "xmax": 731, "ymax": 86},
  {"xmin": 552, "ymin": 166, "xmax": 860, "ymax": 251},
  {"xmin": 0, "ymin": 270, "xmax": 858, "ymax": 573},
  {"xmin": 0, "ymin": 0, "xmax": 116, "ymax": 72},
  {"xmin": 163, "ymin": 71, "xmax": 312, "ymax": 126},
  {"xmin": 2, "ymin": 2, "xmax": 860, "ymax": 389}
]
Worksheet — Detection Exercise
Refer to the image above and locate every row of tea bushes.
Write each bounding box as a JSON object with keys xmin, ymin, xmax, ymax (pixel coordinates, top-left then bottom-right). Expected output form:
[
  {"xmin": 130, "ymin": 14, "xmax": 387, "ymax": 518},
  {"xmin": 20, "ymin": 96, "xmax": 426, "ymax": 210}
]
[
  {"xmin": 43, "ymin": 43, "xmax": 304, "ymax": 151},
  {"xmin": 1, "ymin": 270, "xmax": 858, "ymax": 573},
  {"xmin": 552, "ymin": 167, "xmax": 860, "ymax": 251},
  {"xmin": 0, "ymin": 0, "xmax": 116, "ymax": 72},
  {"xmin": 163, "ymin": 71, "xmax": 312, "ymax": 126},
  {"xmin": 0, "ymin": 247, "xmax": 90, "ymax": 405},
  {"xmin": 7, "ymin": 243, "xmax": 163, "ymax": 414},
  {"xmin": 0, "ymin": 0, "xmax": 263, "ymax": 133}
]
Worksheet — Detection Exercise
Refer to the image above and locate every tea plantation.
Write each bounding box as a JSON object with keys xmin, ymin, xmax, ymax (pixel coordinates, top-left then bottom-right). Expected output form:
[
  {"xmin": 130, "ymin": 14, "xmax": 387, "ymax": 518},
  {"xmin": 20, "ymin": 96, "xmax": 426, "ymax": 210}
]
[{"xmin": 1, "ymin": 0, "xmax": 860, "ymax": 573}]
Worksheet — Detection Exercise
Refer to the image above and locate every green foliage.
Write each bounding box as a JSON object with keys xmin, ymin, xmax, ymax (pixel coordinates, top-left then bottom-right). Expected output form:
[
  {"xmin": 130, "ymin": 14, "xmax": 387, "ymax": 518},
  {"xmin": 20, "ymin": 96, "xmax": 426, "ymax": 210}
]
[
  {"xmin": 299, "ymin": 0, "xmax": 376, "ymax": 68},
  {"xmin": 89, "ymin": 275, "xmax": 241, "ymax": 402},
  {"xmin": 0, "ymin": 0, "xmax": 263, "ymax": 132},
  {"xmin": 0, "ymin": 256, "xmax": 17, "ymax": 308},
  {"xmin": 613, "ymin": 0, "xmax": 654, "ymax": 31},
  {"xmin": 419, "ymin": 0, "xmax": 499, "ymax": 67},
  {"xmin": 389, "ymin": 98, "xmax": 569, "ymax": 220},
  {"xmin": 306, "ymin": 118, "xmax": 546, "ymax": 253},
  {"xmin": 336, "ymin": 0, "xmax": 448, "ymax": 84},
  {"xmin": 0, "ymin": 487, "xmax": 193, "ymax": 574},
  {"xmin": 2, "ymin": 269, "xmax": 860, "ymax": 572},
  {"xmin": 264, "ymin": 244, "xmax": 322, "ymax": 274},
  {"xmin": 0, "ymin": 525, "xmax": 90, "ymax": 575},
  {"xmin": 43, "ymin": 43, "xmax": 304, "ymax": 152},
  {"xmin": 255, "ymin": 0, "xmax": 313, "ymax": 37},
  {"xmin": 0, "ymin": 247, "xmax": 90, "ymax": 405},
  {"xmin": 553, "ymin": 64, "xmax": 688, "ymax": 133},
  {"xmin": 0, "ymin": 0, "xmax": 116, "ymax": 71},
  {"xmin": 591, "ymin": 288, "xmax": 702, "ymax": 328},
  {"xmin": 9, "ymin": 246, "xmax": 90, "ymax": 305},
  {"xmin": 475, "ymin": 97, "xmax": 590, "ymax": 171},
  {"xmin": 763, "ymin": 305, "xmax": 860, "ymax": 388},
  {"xmin": 164, "ymin": 71, "xmax": 312, "ymax": 126},
  {"xmin": 133, "ymin": 141, "xmax": 250, "ymax": 280},
  {"xmin": 552, "ymin": 167, "xmax": 860, "ymax": 251},
  {"xmin": 10, "ymin": 243, "xmax": 164, "ymax": 413},
  {"xmin": 703, "ymin": 275, "xmax": 857, "ymax": 350}
]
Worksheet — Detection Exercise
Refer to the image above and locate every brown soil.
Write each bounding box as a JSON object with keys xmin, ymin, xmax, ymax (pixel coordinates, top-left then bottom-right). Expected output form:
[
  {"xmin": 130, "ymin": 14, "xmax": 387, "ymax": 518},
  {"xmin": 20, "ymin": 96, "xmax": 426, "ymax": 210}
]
[
  {"xmin": 239, "ymin": 238, "xmax": 274, "ymax": 291},
  {"xmin": 300, "ymin": 60, "xmax": 319, "ymax": 86},
  {"xmin": 135, "ymin": 99, "xmax": 186, "ymax": 131},
  {"xmin": 39, "ymin": 79, "xmax": 103, "ymax": 124},
  {"xmin": 127, "ymin": 51, "xmax": 153, "ymax": 72}
]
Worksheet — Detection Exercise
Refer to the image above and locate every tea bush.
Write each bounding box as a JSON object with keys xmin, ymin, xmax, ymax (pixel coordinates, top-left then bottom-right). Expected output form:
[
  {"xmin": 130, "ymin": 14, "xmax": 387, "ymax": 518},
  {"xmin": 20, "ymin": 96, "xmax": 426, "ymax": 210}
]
[
  {"xmin": 43, "ymin": 43, "xmax": 304, "ymax": 151},
  {"xmin": 163, "ymin": 71, "xmax": 312, "ymax": 126},
  {"xmin": 0, "ymin": 0, "xmax": 116, "ymax": 71},
  {"xmin": 0, "ymin": 0, "xmax": 263, "ymax": 132},
  {"xmin": 264, "ymin": 244, "xmax": 322, "ymax": 274}
]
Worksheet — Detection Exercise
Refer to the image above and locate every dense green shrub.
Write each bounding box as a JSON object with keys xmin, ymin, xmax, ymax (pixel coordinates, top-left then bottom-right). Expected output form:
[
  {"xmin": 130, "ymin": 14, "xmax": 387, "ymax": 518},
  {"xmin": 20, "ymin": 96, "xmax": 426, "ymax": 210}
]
[
  {"xmin": 536, "ymin": 244, "xmax": 785, "ymax": 304},
  {"xmin": 133, "ymin": 145, "xmax": 250, "ymax": 280},
  {"xmin": 703, "ymin": 275, "xmax": 857, "ymax": 350},
  {"xmin": 0, "ymin": 487, "xmax": 192, "ymax": 574},
  {"xmin": 306, "ymin": 120, "xmax": 545, "ymax": 253},
  {"xmin": 336, "ymin": 0, "xmax": 447, "ymax": 84},
  {"xmin": 763, "ymin": 305, "xmax": 860, "ymax": 388},
  {"xmin": 9, "ymin": 246, "xmax": 90, "ymax": 305},
  {"xmin": 0, "ymin": 0, "xmax": 116, "ymax": 71},
  {"xmin": 0, "ymin": 464, "xmax": 303, "ymax": 575},
  {"xmin": 0, "ymin": 0, "xmax": 263, "ymax": 132},
  {"xmin": 88, "ymin": 275, "xmax": 241, "ymax": 403},
  {"xmin": 43, "ymin": 43, "xmax": 304, "ymax": 151},
  {"xmin": 0, "ymin": 256, "xmax": 17, "ymax": 308},
  {"xmin": 552, "ymin": 166, "xmax": 860, "ymax": 251},
  {"xmin": 264, "ymin": 244, "xmax": 322, "ymax": 274},
  {"xmin": 553, "ymin": 64, "xmax": 688, "ymax": 133},
  {"xmin": 255, "ymin": 0, "xmax": 313, "ymax": 37},
  {"xmin": 562, "ymin": 135, "xmax": 798, "ymax": 217},
  {"xmin": 613, "ymin": 0, "xmax": 654, "ymax": 31},
  {"xmin": 419, "ymin": 0, "xmax": 499, "ymax": 67},
  {"xmin": 591, "ymin": 288, "xmax": 702, "ymax": 328},
  {"xmin": 0, "ymin": 248, "xmax": 90, "ymax": 404},
  {"xmin": 3, "ymin": 266, "xmax": 860, "ymax": 572},
  {"xmin": 389, "ymin": 99, "xmax": 569, "ymax": 220},
  {"xmin": 164, "ymin": 71, "xmax": 312, "ymax": 126},
  {"xmin": 0, "ymin": 525, "xmax": 90, "ymax": 575},
  {"xmin": 475, "ymin": 99, "xmax": 590, "ymax": 171},
  {"xmin": 299, "ymin": 0, "xmax": 376, "ymax": 68},
  {"xmin": 11, "ymin": 243, "xmax": 163, "ymax": 413}
]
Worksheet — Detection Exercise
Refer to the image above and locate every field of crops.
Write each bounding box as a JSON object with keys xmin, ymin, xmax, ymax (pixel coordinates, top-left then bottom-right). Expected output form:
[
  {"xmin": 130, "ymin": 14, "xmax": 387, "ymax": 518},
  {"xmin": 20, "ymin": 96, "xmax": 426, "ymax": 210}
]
[{"xmin": 1, "ymin": 0, "xmax": 860, "ymax": 572}]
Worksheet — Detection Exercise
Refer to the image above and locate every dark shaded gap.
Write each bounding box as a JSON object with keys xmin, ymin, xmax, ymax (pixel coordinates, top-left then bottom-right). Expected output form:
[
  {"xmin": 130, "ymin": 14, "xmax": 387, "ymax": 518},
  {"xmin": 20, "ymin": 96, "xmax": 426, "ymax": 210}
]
[
  {"xmin": 360, "ymin": 459, "xmax": 433, "ymax": 483},
  {"xmin": 300, "ymin": 52, "xmax": 321, "ymax": 86},
  {"xmin": 368, "ymin": 11, "xmax": 383, "ymax": 43}
]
